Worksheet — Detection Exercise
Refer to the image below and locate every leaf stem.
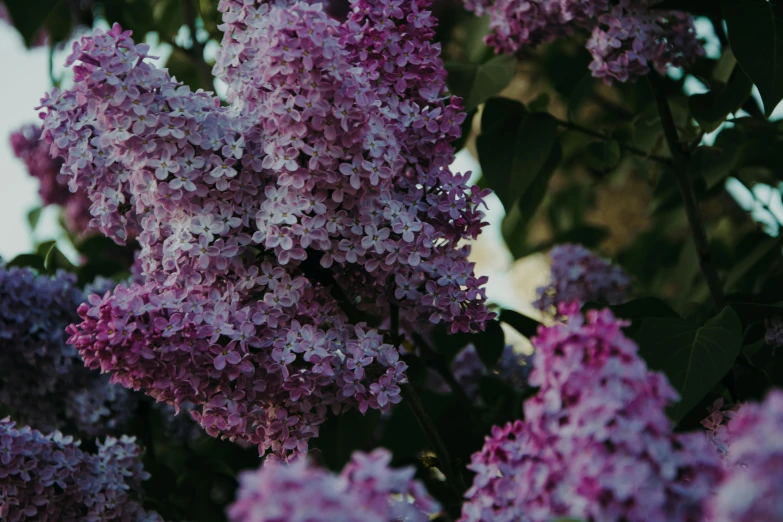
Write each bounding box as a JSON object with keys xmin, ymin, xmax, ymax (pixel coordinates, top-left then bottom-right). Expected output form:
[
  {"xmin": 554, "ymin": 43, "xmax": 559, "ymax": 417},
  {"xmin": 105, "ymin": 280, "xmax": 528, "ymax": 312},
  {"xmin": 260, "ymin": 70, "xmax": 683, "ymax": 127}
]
[
  {"xmin": 649, "ymin": 75, "xmax": 727, "ymax": 311},
  {"xmin": 555, "ymin": 117, "xmax": 674, "ymax": 165}
]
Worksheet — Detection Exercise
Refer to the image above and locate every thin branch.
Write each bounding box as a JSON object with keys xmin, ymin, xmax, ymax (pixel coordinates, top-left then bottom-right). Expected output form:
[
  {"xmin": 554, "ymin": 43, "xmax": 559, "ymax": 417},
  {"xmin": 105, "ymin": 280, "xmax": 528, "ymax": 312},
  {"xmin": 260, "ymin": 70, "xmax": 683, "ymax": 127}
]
[
  {"xmin": 649, "ymin": 74, "xmax": 727, "ymax": 311},
  {"xmin": 179, "ymin": 0, "xmax": 213, "ymax": 90},
  {"xmin": 555, "ymin": 117, "xmax": 674, "ymax": 166},
  {"xmin": 400, "ymin": 382, "xmax": 467, "ymax": 494},
  {"xmin": 299, "ymin": 253, "xmax": 466, "ymax": 497}
]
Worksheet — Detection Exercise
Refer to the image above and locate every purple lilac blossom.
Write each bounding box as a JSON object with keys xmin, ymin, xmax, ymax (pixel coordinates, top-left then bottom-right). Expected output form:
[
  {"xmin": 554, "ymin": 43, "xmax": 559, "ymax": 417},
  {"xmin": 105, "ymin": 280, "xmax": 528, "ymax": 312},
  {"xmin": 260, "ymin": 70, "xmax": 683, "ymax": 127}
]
[
  {"xmin": 533, "ymin": 243, "xmax": 631, "ymax": 312},
  {"xmin": 44, "ymin": 0, "xmax": 492, "ymax": 459},
  {"xmin": 10, "ymin": 124, "xmax": 94, "ymax": 236},
  {"xmin": 228, "ymin": 448, "xmax": 439, "ymax": 522},
  {"xmin": 459, "ymin": 305, "xmax": 722, "ymax": 522},
  {"xmin": 701, "ymin": 397, "xmax": 741, "ymax": 459},
  {"xmin": 429, "ymin": 343, "xmax": 531, "ymax": 399},
  {"xmin": 0, "ymin": 417, "xmax": 164, "ymax": 521},
  {"xmin": 0, "ymin": 266, "xmax": 135, "ymax": 435},
  {"xmin": 705, "ymin": 390, "xmax": 783, "ymax": 522},
  {"xmin": 764, "ymin": 316, "xmax": 783, "ymax": 350},
  {"xmin": 464, "ymin": 0, "xmax": 703, "ymax": 84}
]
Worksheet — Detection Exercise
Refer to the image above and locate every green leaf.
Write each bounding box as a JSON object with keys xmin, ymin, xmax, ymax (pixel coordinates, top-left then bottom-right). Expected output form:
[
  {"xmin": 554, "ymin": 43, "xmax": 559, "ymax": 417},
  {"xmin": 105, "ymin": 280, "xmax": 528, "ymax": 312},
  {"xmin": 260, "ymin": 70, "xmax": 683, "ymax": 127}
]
[
  {"xmin": 689, "ymin": 67, "xmax": 753, "ymax": 132},
  {"xmin": 585, "ymin": 140, "xmax": 621, "ymax": 171},
  {"xmin": 3, "ymin": 0, "xmax": 61, "ymax": 47},
  {"xmin": 42, "ymin": 242, "xmax": 75, "ymax": 274},
  {"xmin": 445, "ymin": 55, "xmax": 518, "ymax": 113},
  {"xmin": 5, "ymin": 254, "xmax": 46, "ymax": 272},
  {"xmin": 722, "ymin": 0, "xmax": 783, "ymax": 116},
  {"xmin": 478, "ymin": 101, "xmax": 559, "ymax": 213},
  {"xmin": 476, "ymin": 320, "xmax": 505, "ymax": 368},
  {"xmin": 690, "ymin": 145, "xmax": 741, "ymax": 189},
  {"xmin": 27, "ymin": 207, "xmax": 42, "ymax": 231},
  {"xmin": 500, "ymin": 143, "xmax": 562, "ymax": 257},
  {"xmin": 637, "ymin": 307, "xmax": 743, "ymax": 423},
  {"xmin": 499, "ymin": 309, "xmax": 541, "ymax": 338},
  {"xmin": 585, "ymin": 297, "xmax": 680, "ymax": 320}
]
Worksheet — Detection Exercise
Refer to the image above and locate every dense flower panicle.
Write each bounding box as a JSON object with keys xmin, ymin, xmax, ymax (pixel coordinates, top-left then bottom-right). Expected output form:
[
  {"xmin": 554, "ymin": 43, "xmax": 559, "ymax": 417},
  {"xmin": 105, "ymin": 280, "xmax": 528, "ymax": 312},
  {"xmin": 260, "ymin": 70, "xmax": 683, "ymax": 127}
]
[
  {"xmin": 587, "ymin": 3, "xmax": 703, "ymax": 83},
  {"xmin": 228, "ymin": 448, "xmax": 439, "ymax": 522},
  {"xmin": 706, "ymin": 390, "xmax": 783, "ymax": 522},
  {"xmin": 464, "ymin": 0, "xmax": 703, "ymax": 83},
  {"xmin": 10, "ymin": 124, "xmax": 93, "ymax": 235},
  {"xmin": 0, "ymin": 417, "xmax": 163, "ymax": 522},
  {"xmin": 459, "ymin": 308, "xmax": 722, "ymax": 522},
  {"xmin": 533, "ymin": 243, "xmax": 631, "ymax": 312},
  {"xmin": 0, "ymin": 266, "xmax": 134, "ymax": 435},
  {"xmin": 47, "ymin": 0, "xmax": 492, "ymax": 457}
]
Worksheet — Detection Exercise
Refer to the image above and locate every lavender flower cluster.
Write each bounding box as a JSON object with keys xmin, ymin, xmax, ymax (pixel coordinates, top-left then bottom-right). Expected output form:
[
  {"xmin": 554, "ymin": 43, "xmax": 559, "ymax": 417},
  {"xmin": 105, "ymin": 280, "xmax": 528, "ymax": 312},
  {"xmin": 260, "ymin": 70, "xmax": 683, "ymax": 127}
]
[
  {"xmin": 706, "ymin": 391, "xmax": 783, "ymax": 522},
  {"xmin": 0, "ymin": 266, "xmax": 134, "ymax": 435},
  {"xmin": 459, "ymin": 305, "xmax": 722, "ymax": 522},
  {"xmin": 464, "ymin": 0, "xmax": 704, "ymax": 83},
  {"xmin": 533, "ymin": 243, "xmax": 631, "ymax": 312},
  {"xmin": 0, "ymin": 417, "xmax": 163, "ymax": 521},
  {"xmin": 10, "ymin": 124, "xmax": 93, "ymax": 235},
  {"xmin": 43, "ymin": 0, "xmax": 492, "ymax": 459},
  {"xmin": 228, "ymin": 448, "xmax": 439, "ymax": 522},
  {"xmin": 429, "ymin": 343, "xmax": 531, "ymax": 399},
  {"xmin": 764, "ymin": 315, "xmax": 783, "ymax": 350}
]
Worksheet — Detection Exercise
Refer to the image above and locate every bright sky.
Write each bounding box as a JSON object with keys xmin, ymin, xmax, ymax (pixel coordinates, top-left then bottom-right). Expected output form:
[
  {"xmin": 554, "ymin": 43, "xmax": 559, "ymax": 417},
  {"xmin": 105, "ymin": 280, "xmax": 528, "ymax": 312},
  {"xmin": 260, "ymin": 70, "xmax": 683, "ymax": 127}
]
[{"xmin": 0, "ymin": 25, "xmax": 62, "ymax": 261}]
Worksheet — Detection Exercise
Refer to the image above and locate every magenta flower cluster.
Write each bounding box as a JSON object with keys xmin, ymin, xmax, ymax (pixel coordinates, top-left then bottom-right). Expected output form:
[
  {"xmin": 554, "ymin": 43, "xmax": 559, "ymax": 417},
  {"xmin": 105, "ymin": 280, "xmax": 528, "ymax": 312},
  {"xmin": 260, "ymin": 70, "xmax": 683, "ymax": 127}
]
[
  {"xmin": 10, "ymin": 124, "xmax": 93, "ymax": 235},
  {"xmin": 228, "ymin": 448, "xmax": 439, "ymax": 522},
  {"xmin": 0, "ymin": 266, "xmax": 134, "ymax": 436},
  {"xmin": 705, "ymin": 390, "xmax": 783, "ymax": 522},
  {"xmin": 464, "ymin": 0, "xmax": 703, "ymax": 83},
  {"xmin": 533, "ymin": 243, "xmax": 631, "ymax": 312},
  {"xmin": 42, "ymin": 0, "xmax": 492, "ymax": 458},
  {"xmin": 701, "ymin": 397, "xmax": 741, "ymax": 459},
  {"xmin": 459, "ymin": 306, "xmax": 722, "ymax": 522},
  {"xmin": 0, "ymin": 417, "xmax": 163, "ymax": 521}
]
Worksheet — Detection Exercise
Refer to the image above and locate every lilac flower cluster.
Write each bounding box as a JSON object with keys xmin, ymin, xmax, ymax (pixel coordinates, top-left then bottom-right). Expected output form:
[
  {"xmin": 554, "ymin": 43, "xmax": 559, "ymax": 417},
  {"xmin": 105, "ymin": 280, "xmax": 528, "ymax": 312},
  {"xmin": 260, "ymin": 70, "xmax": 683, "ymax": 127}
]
[
  {"xmin": 228, "ymin": 448, "xmax": 439, "ymax": 522},
  {"xmin": 0, "ymin": 266, "xmax": 134, "ymax": 435},
  {"xmin": 0, "ymin": 417, "xmax": 163, "ymax": 521},
  {"xmin": 533, "ymin": 243, "xmax": 631, "ymax": 312},
  {"xmin": 459, "ymin": 307, "xmax": 722, "ymax": 522},
  {"xmin": 701, "ymin": 397, "xmax": 741, "ymax": 459},
  {"xmin": 464, "ymin": 0, "xmax": 703, "ymax": 83},
  {"xmin": 764, "ymin": 316, "xmax": 783, "ymax": 350},
  {"xmin": 44, "ymin": 0, "xmax": 491, "ymax": 458},
  {"xmin": 10, "ymin": 124, "xmax": 93, "ymax": 235},
  {"xmin": 706, "ymin": 390, "xmax": 783, "ymax": 522},
  {"xmin": 429, "ymin": 343, "xmax": 531, "ymax": 399}
]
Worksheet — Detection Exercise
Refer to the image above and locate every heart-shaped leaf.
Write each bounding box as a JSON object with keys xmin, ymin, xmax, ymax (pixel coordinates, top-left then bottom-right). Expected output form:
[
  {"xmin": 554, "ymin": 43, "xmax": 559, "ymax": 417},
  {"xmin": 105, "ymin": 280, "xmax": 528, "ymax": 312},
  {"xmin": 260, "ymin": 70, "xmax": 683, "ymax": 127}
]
[{"xmin": 636, "ymin": 307, "xmax": 742, "ymax": 423}]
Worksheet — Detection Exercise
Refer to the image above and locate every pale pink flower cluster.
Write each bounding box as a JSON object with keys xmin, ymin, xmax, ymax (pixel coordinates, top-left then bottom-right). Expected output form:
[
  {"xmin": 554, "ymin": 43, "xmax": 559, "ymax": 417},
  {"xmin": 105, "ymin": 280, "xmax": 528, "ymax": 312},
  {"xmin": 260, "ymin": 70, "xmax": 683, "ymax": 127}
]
[
  {"xmin": 42, "ymin": 0, "xmax": 492, "ymax": 458},
  {"xmin": 228, "ymin": 448, "xmax": 439, "ymax": 522},
  {"xmin": 703, "ymin": 391, "xmax": 783, "ymax": 522}
]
